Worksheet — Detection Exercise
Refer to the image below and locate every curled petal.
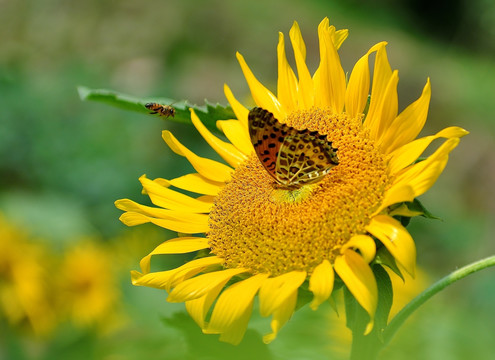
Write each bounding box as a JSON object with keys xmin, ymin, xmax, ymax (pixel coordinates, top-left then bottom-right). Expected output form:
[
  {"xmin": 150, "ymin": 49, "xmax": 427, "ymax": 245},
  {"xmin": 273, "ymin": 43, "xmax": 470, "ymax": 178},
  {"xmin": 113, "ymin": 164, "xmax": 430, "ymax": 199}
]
[
  {"xmin": 341, "ymin": 235, "xmax": 377, "ymax": 264},
  {"xmin": 366, "ymin": 215, "xmax": 416, "ymax": 277},
  {"xmin": 334, "ymin": 250, "xmax": 377, "ymax": 334},
  {"xmin": 309, "ymin": 260, "xmax": 334, "ymax": 310}
]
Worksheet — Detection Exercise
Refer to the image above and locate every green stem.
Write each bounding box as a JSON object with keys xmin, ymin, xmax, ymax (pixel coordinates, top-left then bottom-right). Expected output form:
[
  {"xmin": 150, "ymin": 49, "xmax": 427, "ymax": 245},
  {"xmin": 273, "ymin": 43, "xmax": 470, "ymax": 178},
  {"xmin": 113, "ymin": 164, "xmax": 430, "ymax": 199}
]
[{"xmin": 382, "ymin": 255, "xmax": 495, "ymax": 346}]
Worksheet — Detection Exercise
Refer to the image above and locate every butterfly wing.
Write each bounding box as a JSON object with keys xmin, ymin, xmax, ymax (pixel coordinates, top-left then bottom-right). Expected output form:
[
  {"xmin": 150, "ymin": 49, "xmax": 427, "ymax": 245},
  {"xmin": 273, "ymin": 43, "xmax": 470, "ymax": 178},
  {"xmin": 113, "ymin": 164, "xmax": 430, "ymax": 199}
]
[
  {"xmin": 248, "ymin": 107, "xmax": 293, "ymax": 183},
  {"xmin": 277, "ymin": 130, "xmax": 339, "ymax": 187},
  {"xmin": 248, "ymin": 107, "xmax": 339, "ymax": 189}
]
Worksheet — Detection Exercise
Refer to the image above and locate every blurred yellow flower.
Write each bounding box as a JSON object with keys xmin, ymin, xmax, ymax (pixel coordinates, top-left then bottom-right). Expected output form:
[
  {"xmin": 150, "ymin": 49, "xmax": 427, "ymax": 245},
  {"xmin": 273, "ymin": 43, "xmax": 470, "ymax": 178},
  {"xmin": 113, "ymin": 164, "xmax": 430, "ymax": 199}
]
[
  {"xmin": 117, "ymin": 18, "xmax": 467, "ymax": 344},
  {"xmin": 0, "ymin": 215, "xmax": 56, "ymax": 336},
  {"xmin": 57, "ymin": 240, "xmax": 123, "ymax": 332}
]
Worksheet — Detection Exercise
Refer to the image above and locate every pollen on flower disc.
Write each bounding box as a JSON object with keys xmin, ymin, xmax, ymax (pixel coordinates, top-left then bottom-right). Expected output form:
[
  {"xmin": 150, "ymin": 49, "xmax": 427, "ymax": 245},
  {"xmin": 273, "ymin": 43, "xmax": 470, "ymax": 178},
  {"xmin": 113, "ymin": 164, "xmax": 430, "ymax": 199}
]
[{"xmin": 208, "ymin": 108, "xmax": 392, "ymax": 276}]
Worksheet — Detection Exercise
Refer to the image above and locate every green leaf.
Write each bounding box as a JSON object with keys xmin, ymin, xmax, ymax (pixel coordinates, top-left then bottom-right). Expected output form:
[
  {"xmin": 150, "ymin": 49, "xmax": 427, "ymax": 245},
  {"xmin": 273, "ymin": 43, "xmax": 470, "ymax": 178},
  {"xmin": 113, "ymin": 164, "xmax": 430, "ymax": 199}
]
[
  {"xmin": 374, "ymin": 246, "xmax": 404, "ymax": 281},
  {"xmin": 407, "ymin": 198, "xmax": 440, "ymax": 220},
  {"xmin": 372, "ymin": 264, "xmax": 393, "ymax": 342},
  {"xmin": 77, "ymin": 86, "xmax": 235, "ymax": 134}
]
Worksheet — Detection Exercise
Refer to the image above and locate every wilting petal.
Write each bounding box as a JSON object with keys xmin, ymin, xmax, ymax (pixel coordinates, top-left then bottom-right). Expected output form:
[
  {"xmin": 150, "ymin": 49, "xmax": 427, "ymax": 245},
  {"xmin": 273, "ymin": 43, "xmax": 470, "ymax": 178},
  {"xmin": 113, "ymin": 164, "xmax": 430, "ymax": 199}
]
[
  {"xmin": 309, "ymin": 260, "xmax": 334, "ymax": 310},
  {"xmin": 379, "ymin": 79, "xmax": 431, "ymax": 153},
  {"xmin": 277, "ymin": 32, "xmax": 298, "ymax": 113},
  {"xmin": 190, "ymin": 109, "xmax": 246, "ymax": 168},
  {"xmin": 333, "ymin": 28, "xmax": 349, "ymax": 49},
  {"xmin": 290, "ymin": 21, "xmax": 314, "ymax": 109},
  {"xmin": 162, "ymin": 130, "xmax": 233, "ymax": 183},
  {"xmin": 168, "ymin": 268, "xmax": 247, "ymax": 303},
  {"xmin": 216, "ymin": 119, "xmax": 253, "ymax": 156},
  {"xmin": 334, "ymin": 250, "xmax": 377, "ymax": 334},
  {"xmin": 236, "ymin": 52, "xmax": 285, "ymax": 120},
  {"xmin": 224, "ymin": 84, "xmax": 249, "ymax": 128},
  {"xmin": 366, "ymin": 215, "xmax": 416, "ymax": 277},
  {"xmin": 263, "ymin": 290, "xmax": 298, "ymax": 344},
  {"xmin": 139, "ymin": 237, "xmax": 209, "ymax": 274},
  {"xmin": 259, "ymin": 271, "xmax": 306, "ymax": 317},
  {"xmin": 205, "ymin": 274, "xmax": 269, "ymax": 345}
]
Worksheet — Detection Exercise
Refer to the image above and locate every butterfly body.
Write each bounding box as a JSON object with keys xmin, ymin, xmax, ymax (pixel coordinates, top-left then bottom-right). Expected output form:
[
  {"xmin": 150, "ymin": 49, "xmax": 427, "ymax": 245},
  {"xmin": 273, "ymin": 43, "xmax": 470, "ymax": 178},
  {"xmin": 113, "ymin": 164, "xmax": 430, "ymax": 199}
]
[{"xmin": 248, "ymin": 107, "xmax": 339, "ymax": 190}]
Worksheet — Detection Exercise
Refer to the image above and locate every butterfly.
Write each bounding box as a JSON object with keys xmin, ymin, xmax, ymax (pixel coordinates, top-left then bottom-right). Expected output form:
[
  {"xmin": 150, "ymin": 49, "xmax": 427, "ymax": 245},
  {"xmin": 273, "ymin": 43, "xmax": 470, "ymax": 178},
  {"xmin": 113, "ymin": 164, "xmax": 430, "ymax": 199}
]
[{"xmin": 248, "ymin": 107, "xmax": 339, "ymax": 190}]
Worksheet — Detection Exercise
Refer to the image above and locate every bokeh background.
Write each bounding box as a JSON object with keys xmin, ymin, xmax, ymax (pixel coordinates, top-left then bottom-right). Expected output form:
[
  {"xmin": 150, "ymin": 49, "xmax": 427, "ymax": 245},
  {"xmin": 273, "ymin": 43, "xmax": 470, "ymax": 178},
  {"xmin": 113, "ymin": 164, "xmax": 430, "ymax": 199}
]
[{"xmin": 1, "ymin": 0, "xmax": 494, "ymax": 359}]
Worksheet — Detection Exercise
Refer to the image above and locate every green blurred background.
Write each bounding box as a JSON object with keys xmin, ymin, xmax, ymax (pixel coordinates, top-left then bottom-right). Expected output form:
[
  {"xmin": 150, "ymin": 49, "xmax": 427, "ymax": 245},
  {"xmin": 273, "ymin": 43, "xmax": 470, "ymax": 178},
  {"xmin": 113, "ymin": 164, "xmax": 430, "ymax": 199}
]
[{"xmin": 1, "ymin": 0, "xmax": 494, "ymax": 359}]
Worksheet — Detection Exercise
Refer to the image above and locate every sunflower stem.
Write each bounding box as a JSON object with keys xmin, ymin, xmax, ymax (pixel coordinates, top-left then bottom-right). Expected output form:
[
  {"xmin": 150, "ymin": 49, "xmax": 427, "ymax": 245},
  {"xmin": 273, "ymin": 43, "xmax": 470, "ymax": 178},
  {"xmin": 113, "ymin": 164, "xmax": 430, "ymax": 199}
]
[{"xmin": 382, "ymin": 255, "xmax": 495, "ymax": 347}]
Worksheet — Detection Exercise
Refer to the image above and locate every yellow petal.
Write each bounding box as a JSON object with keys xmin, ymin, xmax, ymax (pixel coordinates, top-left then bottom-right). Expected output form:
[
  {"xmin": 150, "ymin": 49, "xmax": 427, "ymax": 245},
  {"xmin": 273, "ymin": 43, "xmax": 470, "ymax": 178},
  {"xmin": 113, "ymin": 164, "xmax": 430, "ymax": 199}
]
[
  {"xmin": 277, "ymin": 32, "xmax": 298, "ymax": 113},
  {"xmin": 167, "ymin": 173, "xmax": 224, "ymax": 196},
  {"xmin": 380, "ymin": 79, "xmax": 431, "ymax": 153},
  {"xmin": 387, "ymin": 126, "xmax": 469, "ymax": 174},
  {"xmin": 372, "ymin": 185, "xmax": 415, "ymax": 216},
  {"xmin": 333, "ymin": 29, "xmax": 349, "ymax": 49},
  {"xmin": 205, "ymin": 274, "xmax": 269, "ymax": 345},
  {"xmin": 290, "ymin": 21, "xmax": 314, "ymax": 109},
  {"xmin": 118, "ymin": 210, "xmax": 209, "ymax": 234},
  {"xmin": 363, "ymin": 43, "xmax": 392, "ymax": 137},
  {"xmin": 162, "ymin": 130, "xmax": 233, "ymax": 183},
  {"xmin": 341, "ymin": 235, "xmax": 377, "ymax": 264},
  {"xmin": 216, "ymin": 119, "xmax": 253, "ymax": 156},
  {"xmin": 309, "ymin": 260, "xmax": 334, "ymax": 310},
  {"xmin": 316, "ymin": 18, "xmax": 346, "ymax": 113},
  {"xmin": 368, "ymin": 70, "xmax": 399, "ymax": 141},
  {"xmin": 190, "ymin": 109, "xmax": 246, "ymax": 168},
  {"xmin": 236, "ymin": 52, "xmax": 286, "ymax": 121},
  {"xmin": 392, "ymin": 138, "xmax": 460, "ymax": 198},
  {"xmin": 259, "ymin": 271, "xmax": 306, "ymax": 317},
  {"xmin": 167, "ymin": 268, "xmax": 247, "ymax": 302},
  {"xmin": 345, "ymin": 42, "xmax": 385, "ymax": 118},
  {"xmin": 139, "ymin": 175, "xmax": 212, "ymax": 213},
  {"xmin": 263, "ymin": 289, "xmax": 298, "ymax": 344},
  {"xmin": 388, "ymin": 203, "xmax": 424, "ymax": 217},
  {"xmin": 186, "ymin": 287, "xmax": 223, "ymax": 329},
  {"xmin": 131, "ymin": 256, "xmax": 223, "ymax": 289},
  {"xmin": 366, "ymin": 215, "xmax": 416, "ymax": 277},
  {"xmin": 139, "ymin": 237, "xmax": 209, "ymax": 274},
  {"xmin": 334, "ymin": 250, "xmax": 377, "ymax": 334},
  {"xmin": 223, "ymin": 84, "xmax": 249, "ymax": 129}
]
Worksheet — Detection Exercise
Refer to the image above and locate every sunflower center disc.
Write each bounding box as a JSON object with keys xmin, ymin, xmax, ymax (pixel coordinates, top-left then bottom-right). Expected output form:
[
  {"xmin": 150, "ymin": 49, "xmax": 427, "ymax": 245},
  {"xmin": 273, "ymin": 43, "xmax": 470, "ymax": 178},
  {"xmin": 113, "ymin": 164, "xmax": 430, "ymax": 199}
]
[{"xmin": 208, "ymin": 108, "xmax": 391, "ymax": 276}]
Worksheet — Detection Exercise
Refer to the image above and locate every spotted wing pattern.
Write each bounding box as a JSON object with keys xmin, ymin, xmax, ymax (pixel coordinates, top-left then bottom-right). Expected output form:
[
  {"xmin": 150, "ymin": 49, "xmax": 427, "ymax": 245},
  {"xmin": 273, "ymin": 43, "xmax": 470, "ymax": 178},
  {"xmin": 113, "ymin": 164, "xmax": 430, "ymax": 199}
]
[{"xmin": 248, "ymin": 107, "xmax": 339, "ymax": 189}]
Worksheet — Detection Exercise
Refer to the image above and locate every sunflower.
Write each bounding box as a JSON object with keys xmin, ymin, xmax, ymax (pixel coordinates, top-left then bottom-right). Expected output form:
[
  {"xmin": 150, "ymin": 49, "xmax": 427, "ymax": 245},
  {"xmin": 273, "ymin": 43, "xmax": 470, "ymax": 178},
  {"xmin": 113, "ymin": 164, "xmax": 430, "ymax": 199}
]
[{"xmin": 116, "ymin": 18, "xmax": 468, "ymax": 345}]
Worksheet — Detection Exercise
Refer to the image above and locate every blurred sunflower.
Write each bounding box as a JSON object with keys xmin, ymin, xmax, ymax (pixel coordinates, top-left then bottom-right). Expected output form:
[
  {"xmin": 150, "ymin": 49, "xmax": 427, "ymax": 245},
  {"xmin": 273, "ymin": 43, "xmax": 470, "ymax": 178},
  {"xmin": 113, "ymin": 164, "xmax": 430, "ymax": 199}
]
[
  {"xmin": 0, "ymin": 215, "xmax": 56, "ymax": 336},
  {"xmin": 117, "ymin": 18, "xmax": 467, "ymax": 344},
  {"xmin": 57, "ymin": 240, "xmax": 122, "ymax": 332}
]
